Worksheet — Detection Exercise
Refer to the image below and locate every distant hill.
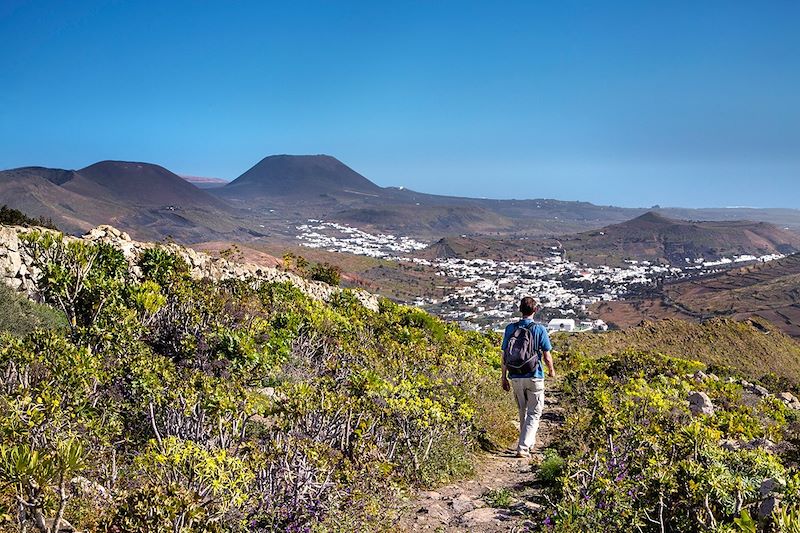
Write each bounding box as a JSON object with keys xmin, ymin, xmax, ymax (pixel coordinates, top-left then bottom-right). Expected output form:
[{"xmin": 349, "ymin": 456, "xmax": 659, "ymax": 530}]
[
  {"xmin": 416, "ymin": 212, "xmax": 800, "ymax": 263},
  {"xmin": 219, "ymin": 154, "xmax": 382, "ymax": 198},
  {"xmin": 559, "ymin": 211, "xmax": 800, "ymax": 265},
  {"xmin": 0, "ymin": 163, "xmax": 252, "ymax": 242},
  {"xmin": 180, "ymin": 175, "xmax": 229, "ymax": 188},
  {"xmin": 5, "ymin": 154, "xmax": 800, "ymax": 244},
  {"xmin": 595, "ymin": 252, "xmax": 800, "ymax": 338},
  {"xmin": 75, "ymin": 161, "xmax": 229, "ymax": 209},
  {"xmin": 212, "ymin": 154, "xmax": 800, "ymax": 239}
]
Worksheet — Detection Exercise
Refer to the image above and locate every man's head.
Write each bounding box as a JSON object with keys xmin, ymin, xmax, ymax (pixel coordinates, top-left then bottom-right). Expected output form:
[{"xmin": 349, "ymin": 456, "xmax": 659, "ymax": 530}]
[{"xmin": 519, "ymin": 296, "xmax": 537, "ymax": 317}]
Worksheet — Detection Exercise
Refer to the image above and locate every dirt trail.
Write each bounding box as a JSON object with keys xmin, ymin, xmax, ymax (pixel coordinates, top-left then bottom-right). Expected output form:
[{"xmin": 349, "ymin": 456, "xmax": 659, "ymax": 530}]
[{"xmin": 396, "ymin": 384, "xmax": 565, "ymax": 532}]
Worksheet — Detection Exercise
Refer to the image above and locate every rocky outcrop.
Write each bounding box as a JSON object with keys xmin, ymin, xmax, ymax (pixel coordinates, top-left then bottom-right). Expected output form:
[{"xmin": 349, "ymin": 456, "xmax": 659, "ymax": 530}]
[
  {"xmin": 688, "ymin": 391, "xmax": 715, "ymax": 416},
  {"xmin": 0, "ymin": 224, "xmax": 379, "ymax": 311},
  {"xmin": 777, "ymin": 392, "xmax": 800, "ymax": 410}
]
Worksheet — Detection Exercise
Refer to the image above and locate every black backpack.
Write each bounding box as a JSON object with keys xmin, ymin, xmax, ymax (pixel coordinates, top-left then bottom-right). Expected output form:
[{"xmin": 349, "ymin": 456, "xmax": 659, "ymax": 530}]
[{"xmin": 503, "ymin": 322, "xmax": 539, "ymax": 375}]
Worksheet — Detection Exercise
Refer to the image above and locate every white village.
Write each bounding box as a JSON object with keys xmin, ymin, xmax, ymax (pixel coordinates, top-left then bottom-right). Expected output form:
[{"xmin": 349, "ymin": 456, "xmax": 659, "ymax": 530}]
[{"xmin": 295, "ymin": 220, "xmax": 785, "ymax": 332}]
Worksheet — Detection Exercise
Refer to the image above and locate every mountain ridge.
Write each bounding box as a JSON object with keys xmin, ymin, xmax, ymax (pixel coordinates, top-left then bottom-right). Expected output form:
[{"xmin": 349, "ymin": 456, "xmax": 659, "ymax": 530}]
[
  {"xmin": 0, "ymin": 162, "xmax": 249, "ymax": 242},
  {"xmin": 3, "ymin": 155, "xmax": 800, "ymax": 242},
  {"xmin": 220, "ymin": 154, "xmax": 382, "ymax": 198}
]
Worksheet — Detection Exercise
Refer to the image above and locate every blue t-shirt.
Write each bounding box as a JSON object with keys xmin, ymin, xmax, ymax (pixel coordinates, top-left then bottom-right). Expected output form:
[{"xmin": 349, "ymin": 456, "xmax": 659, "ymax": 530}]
[{"xmin": 502, "ymin": 319, "xmax": 552, "ymax": 379}]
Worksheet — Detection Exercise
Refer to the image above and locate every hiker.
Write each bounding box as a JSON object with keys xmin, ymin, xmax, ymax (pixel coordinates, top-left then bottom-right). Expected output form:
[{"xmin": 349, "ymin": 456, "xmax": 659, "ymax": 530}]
[{"xmin": 501, "ymin": 296, "xmax": 556, "ymax": 458}]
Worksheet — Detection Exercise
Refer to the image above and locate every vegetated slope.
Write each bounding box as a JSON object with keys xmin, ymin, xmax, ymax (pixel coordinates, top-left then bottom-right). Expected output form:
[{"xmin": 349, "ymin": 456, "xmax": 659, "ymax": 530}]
[
  {"xmin": 594, "ymin": 253, "xmax": 800, "ymax": 338},
  {"xmin": 538, "ymin": 349, "xmax": 800, "ymax": 531},
  {"xmin": 0, "ymin": 163, "xmax": 253, "ymax": 242},
  {"xmin": 560, "ymin": 211, "xmax": 800, "ymax": 266},
  {"xmin": 556, "ymin": 316, "xmax": 800, "ymax": 385},
  {"xmin": 0, "ymin": 231, "xmax": 515, "ymax": 531},
  {"xmin": 6, "ymin": 230, "xmax": 800, "ymax": 532}
]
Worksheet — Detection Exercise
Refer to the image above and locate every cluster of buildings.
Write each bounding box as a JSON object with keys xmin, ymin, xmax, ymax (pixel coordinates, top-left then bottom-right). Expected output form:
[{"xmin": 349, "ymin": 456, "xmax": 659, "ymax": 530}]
[
  {"xmin": 418, "ymin": 254, "xmax": 680, "ymax": 331},
  {"xmin": 296, "ymin": 220, "xmax": 428, "ymax": 257},
  {"xmin": 295, "ymin": 220, "xmax": 786, "ymax": 332},
  {"xmin": 682, "ymin": 253, "xmax": 785, "ymax": 270}
]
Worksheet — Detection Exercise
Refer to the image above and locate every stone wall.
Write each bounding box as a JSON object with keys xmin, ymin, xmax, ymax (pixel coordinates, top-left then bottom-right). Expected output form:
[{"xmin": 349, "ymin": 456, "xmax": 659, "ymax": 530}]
[{"xmin": 0, "ymin": 224, "xmax": 379, "ymax": 311}]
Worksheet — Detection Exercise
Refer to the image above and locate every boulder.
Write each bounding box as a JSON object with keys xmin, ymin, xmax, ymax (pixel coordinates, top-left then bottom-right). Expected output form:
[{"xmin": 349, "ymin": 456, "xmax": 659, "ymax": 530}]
[
  {"xmin": 461, "ymin": 507, "xmax": 508, "ymax": 527},
  {"xmin": 688, "ymin": 392, "xmax": 715, "ymax": 416},
  {"xmin": 450, "ymin": 494, "xmax": 475, "ymax": 514},
  {"xmin": 745, "ymin": 438, "xmax": 777, "ymax": 453},
  {"xmin": 759, "ymin": 477, "xmax": 782, "ymax": 498},
  {"xmin": 777, "ymin": 392, "xmax": 800, "ymax": 410},
  {"xmin": 5, "ymin": 250, "xmax": 22, "ymax": 277},
  {"xmin": 421, "ymin": 502, "xmax": 450, "ymax": 523},
  {"xmin": 758, "ymin": 495, "xmax": 781, "ymax": 519}
]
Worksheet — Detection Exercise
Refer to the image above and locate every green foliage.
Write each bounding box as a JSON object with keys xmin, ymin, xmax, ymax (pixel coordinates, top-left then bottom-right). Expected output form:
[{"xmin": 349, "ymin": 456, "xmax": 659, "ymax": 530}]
[
  {"xmin": 310, "ymin": 261, "xmax": 342, "ymax": 286},
  {"xmin": 0, "ymin": 282, "xmax": 66, "ymax": 336},
  {"xmin": 733, "ymin": 509, "xmax": 757, "ymax": 532},
  {"xmin": 541, "ymin": 349, "xmax": 800, "ymax": 532},
  {"xmin": 539, "ymin": 449, "xmax": 566, "ymax": 485},
  {"xmin": 139, "ymin": 246, "xmax": 190, "ymax": 285},
  {"xmin": 0, "ymin": 235, "xmax": 514, "ymax": 531},
  {"xmin": 0, "ymin": 204, "xmax": 57, "ymax": 229},
  {"xmin": 485, "ymin": 488, "xmax": 513, "ymax": 508}
]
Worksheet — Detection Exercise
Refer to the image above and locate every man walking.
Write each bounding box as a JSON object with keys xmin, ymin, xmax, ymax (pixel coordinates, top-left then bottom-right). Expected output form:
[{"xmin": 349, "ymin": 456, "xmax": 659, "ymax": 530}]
[{"xmin": 501, "ymin": 296, "xmax": 556, "ymax": 458}]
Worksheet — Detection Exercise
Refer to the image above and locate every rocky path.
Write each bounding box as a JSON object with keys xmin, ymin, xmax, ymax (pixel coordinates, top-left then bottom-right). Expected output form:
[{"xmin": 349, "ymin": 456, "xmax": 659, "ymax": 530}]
[{"xmin": 396, "ymin": 384, "xmax": 565, "ymax": 532}]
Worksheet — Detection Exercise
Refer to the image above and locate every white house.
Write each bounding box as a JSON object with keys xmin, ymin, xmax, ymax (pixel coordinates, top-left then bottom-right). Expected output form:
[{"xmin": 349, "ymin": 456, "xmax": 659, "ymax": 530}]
[{"xmin": 547, "ymin": 318, "xmax": 576, "ymax": 332}]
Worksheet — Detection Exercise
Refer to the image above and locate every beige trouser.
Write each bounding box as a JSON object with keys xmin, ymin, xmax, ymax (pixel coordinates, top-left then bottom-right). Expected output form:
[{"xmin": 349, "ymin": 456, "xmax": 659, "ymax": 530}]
[{"xmin": 510, "ymin": 377, "xmax": 545, "ymax": 453}]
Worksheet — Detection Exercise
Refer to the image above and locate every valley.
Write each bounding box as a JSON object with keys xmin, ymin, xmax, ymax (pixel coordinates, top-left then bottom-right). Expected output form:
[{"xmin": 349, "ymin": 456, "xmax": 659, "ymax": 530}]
[
  {"xmin": 292, "ymin": 218, "xmax": 793, "ymax": 332},
  {"xmin": 3, "ymin": 154, "xmax": 800, "ymax": 338}
]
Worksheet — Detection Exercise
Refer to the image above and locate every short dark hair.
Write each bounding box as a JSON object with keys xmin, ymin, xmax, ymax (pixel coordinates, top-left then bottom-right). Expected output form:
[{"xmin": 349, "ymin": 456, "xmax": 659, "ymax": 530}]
[{"xmin": 519, "ymin": 297, "xmax": 537, "ymax": 316}]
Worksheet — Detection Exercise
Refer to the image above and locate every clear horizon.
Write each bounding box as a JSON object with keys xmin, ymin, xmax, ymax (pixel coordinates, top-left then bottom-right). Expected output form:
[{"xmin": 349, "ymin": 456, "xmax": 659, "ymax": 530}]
[{"xmin": 1, "ymin": 1, "xmax": 798, "ymax": 209}]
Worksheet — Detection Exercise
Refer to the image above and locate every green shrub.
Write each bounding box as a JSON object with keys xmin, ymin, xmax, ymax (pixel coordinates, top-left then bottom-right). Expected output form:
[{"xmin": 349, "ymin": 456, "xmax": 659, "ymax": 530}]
[
  {"xmin": 539, "ymin": 448, "xmax": 565, "ymax": 484},
  {"xmin": 0, "ymin": 282, "xmax": 66, "ymax": 336},
  {"xmin": 542, "ymin": 348, "xmax": 798, "ymax": 532},
  {"xmin": 0, "ymin": 204, "xmax": 57, "ymax": 229},
  {"xmin": 0, "ymin": 235, "xmax": 516, "ymax": 532},
  {"xmin": 485, "ymin": 488, "xmax": 513, "ymax": 508},
  {"xmin": 310, "ymin": 261, "xmax": 342, "ymax": 286}
]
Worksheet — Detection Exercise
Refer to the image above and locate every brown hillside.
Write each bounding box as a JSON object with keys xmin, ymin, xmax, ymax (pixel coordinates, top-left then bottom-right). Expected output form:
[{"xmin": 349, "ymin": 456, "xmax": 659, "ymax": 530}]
[
  {"xmin": 561, "ymin": 211, "xmax": 800, "ymax": 265},
  {"xmin": 220, "ymin": 154, "xmax": 382, "ymax": 198},
  {"xmin": 76, "ymin": 161, "xmax": 229, "ymax": 209},
  {"xmin": 0, "ymin": 164, "xmax": 251, "ymax": 243},
  {"xmin": 593, "ymin": 253, "xmax": 800, "ymax": 338}
]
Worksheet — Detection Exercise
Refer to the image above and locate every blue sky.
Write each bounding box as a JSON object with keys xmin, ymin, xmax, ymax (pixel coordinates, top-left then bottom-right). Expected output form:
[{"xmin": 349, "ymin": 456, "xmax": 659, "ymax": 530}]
[{"xmin": 0, "ymin": 0, "xmax": 798, "ymax": 208}]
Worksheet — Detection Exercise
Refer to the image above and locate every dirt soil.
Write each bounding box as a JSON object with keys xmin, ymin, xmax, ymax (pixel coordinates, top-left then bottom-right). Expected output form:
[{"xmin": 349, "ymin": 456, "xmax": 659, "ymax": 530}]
[{"xmin": 395, "ymin": 383, "xmax": 565, "ymax": 532}]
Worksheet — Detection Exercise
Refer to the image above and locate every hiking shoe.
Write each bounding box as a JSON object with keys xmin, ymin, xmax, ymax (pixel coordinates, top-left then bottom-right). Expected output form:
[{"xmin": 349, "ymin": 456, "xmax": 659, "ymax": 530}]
[{"xmin": 515, "ymin": 450, "xmax": 531, "ymax": 458}]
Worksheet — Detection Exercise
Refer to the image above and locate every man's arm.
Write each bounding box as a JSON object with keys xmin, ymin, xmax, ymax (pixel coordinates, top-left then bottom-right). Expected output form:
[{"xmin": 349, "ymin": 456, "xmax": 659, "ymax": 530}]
[
  {"xmin": 501, "ymin": 327, "xmax": 511, "ymax": 391},
  {"xmin": 542, "ymin": 350, "xmax": 556, "ymax": 378},
  {"xmin": 540, "ymin": 327, "xmax": 555, "ymax": 378}
]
